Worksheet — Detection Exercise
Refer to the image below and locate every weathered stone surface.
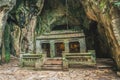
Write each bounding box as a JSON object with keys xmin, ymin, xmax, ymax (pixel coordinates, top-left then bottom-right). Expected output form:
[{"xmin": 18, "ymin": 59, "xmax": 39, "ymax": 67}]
[
  {"xmin": 0, "ymin": 0, "xmax": 16, "ymax": 47},
  {"xmin": 81, "ymin": 0, "xmax": 120, "ymax": 70}
]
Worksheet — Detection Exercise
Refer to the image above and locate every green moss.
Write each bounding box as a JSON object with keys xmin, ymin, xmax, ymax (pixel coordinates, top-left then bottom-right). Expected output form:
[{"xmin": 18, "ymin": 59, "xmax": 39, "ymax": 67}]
[
  {"xmin": 36, "ymin": 0, "xmax": 88, "ymax": 35},
  {"xmin": 100, "ymin": 0, "xmax": 106, "ymax": 10},
  {"xmin": 5, "ymin": 51, "xmax": 10, "ymax": 63},
  {"xmin": 4, "ymin": 23, "xmax": 11, "ymax": 62}
]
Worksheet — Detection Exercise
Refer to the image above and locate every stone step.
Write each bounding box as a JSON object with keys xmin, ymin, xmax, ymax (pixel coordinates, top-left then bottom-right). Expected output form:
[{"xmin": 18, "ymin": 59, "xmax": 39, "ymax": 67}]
[
  {"xmin": 41, "ymin": 64, "xmax": 62, "ymax": 70},
  {"xmin": 41, "ymin": 66, "xmax": 63, "ymax": 70},
  {"xmin": 96, "ymin": 58, "xmax": 115, "ymax": 69},
  {"xmin": 97, "ymin": 65, "xmax": 113, "ymax": 69},
  {"xmin": 42, "ymin": 64, "xmax": 62, "ymax": 67},
  {"xmin": 43, "ymin": 64, "xmax": 62, "ymax": 67},
  {"xmin": 44, "ymin": 58, "xmax": 62, "ymax": 65},
  {"xmin": 41, "ymin": 58, "xmax": 63, "ymax": 70},
  {"xmin": 46, "ymin": 58, "xmax": 62, "ymax": 61},
  {"xmin": 44, "ymin": 61, "xmax": 62, "ymax": 65}
]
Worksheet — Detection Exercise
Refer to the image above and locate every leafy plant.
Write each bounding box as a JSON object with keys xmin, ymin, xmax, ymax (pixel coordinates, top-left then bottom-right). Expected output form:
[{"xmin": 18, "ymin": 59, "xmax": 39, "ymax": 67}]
[{"xmin": 113, "ymin": 1, "xmax": 120, "ymax": 9}]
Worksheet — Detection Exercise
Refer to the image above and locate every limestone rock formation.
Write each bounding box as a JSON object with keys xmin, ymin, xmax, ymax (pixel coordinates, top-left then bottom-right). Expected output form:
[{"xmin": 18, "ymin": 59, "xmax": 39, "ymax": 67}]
[
  {"xmin": 81, "ymin": 0, "xmax": 120, "ymax": 70},
  {"xmin": 0, "ymin": 0, "xmax": 16, "ymax": 62}
]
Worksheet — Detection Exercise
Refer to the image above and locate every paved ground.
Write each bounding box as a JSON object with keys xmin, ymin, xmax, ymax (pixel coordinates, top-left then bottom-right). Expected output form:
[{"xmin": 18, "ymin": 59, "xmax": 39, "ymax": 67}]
[{"xmin": 0, "ymin": 58, "xmax": 120, "ymax": 80}]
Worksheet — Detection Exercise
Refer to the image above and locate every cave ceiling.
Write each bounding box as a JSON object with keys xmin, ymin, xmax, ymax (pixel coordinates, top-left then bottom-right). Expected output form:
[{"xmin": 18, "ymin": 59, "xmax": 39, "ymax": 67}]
[
  {"xmin": 34, "ymin": 0, "xmax": 89, "ymax": 34},
  {"xmin": 6, "ymin": 0, "xmax": 87, "ymax": 33},
  {"xmin": 40, "ymin": 0, "xmax": 85, "ymax": 28}
]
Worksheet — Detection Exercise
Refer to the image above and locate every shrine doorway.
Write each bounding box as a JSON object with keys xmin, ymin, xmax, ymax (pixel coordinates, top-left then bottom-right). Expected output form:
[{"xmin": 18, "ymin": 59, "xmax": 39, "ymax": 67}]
[
  {"xmin": 69, "ymin": 42, "xmax": 80, "ymax": 53},
  {"xmin": 55, "ymin": 42, "xmax": 65, "ymax": 57},
  {"xmin": 42, "ymin": 43, "xmax": 50, "ymax": 57}
]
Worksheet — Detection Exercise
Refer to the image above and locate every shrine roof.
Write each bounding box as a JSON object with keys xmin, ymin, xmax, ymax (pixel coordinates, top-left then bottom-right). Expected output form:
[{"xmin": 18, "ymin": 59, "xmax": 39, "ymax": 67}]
[{"xmin": 36, "ymin": 30, "xmax": 85, "ymax": 40}]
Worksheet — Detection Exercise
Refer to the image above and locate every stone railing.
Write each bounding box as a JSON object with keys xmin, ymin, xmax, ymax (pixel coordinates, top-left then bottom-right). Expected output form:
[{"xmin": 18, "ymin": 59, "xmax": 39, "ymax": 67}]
[
  {"xmin": 62, "ymin": 50, "xmax": 96, "ymax": 70},
  {"xmin": 20, "ymin": 53, "xmax": 46, "ymax": 69}
]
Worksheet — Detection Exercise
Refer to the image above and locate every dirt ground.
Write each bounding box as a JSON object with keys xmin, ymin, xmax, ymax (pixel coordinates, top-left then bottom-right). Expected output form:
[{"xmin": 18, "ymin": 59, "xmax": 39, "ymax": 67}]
[{"xmin": 0, "ymin": 57, "xmax": 120, "ymax": 80}]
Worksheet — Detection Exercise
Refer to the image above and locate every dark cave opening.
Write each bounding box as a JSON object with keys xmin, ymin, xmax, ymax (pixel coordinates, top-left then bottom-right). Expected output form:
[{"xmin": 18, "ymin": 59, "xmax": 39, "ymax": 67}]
[
  {"xmin": 52, "ymin": 24, "xmax": 70, "ymax": 31},
  {"xmin": 84, "ymin": 20, "xmax": 116, "ymax": 68},
  {"xmin": 51, "ymin": 24, "xmax": 82, "ymax": 31},
  {"xmin": 85, "ymin": 21, "xmax": 111, "ymax": 58}
]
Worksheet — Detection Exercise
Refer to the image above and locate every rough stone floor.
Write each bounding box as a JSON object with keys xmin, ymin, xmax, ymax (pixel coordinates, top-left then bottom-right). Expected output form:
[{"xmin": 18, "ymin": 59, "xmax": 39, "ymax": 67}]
[{"xmin": 0, "ymin": 57, "xmax": 120, "ymax": 80}]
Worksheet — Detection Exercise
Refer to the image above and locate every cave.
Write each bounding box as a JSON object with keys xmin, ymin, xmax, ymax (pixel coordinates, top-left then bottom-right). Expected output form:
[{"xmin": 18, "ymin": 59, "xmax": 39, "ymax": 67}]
[
  {"xmin": 49, "ymin": 19, "xmax": 113, "ymax": 59},
  {"xmin": 85, "ymin": 21, "xmax": 112, "ymax": 58},
  {"xmin": 52, "ymin": 24, "xmax": 72, "ymax": 31},
  {"xmin": 22, "ymin": 0, "xmax": 116, "ymax": 69},
  {"xmin": 51, "ymin": 24, "xmax": 81, "ymax": 31},
  {"xmin": 1, "ymin": 0, "xmax": 120, "ymax": 73},
  {"xmin": 51, "ymin": 21, "xmax": 112, "ymax": 59}
]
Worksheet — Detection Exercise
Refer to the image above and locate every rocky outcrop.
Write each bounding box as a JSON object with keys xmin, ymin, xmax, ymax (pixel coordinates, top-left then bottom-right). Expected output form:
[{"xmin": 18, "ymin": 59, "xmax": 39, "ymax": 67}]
[
  {"xmin": 80, "ymin": 0, "xmax": 120, "ymax": 70},
  {"xmin": 7, "ymin": 0, "xmax": 44, "ymax": 56},
  {"xmin": 0, "ymin": 0, "xmax": 16, "ymax": 47},
  {"xmin": 0, "ymin": 0, "xmax": 16, "ymax": 62},
  {"xmin": 0, "ymin": 0, "xmax": 44, "ymax": 62},
  {"xmin": 36, "ymin": 0, "xmax": 85, "ymax": 34}
]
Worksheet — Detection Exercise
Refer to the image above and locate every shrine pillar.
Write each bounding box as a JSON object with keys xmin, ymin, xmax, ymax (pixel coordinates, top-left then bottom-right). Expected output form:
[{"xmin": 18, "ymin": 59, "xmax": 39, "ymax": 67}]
[
  {"xmin": 79, "ymin": 37, "xmax": 86, "ymax": 53},
  {"xmin": 64, "ymin": 40, "xmax": 69, "ymax": 53},
  {"xmin": 50, "ymin": 40, "xmax": 55, "ymax": 58},
  {"xmin": 36, "ymin": 40, "xmax": 42, "ymax": 54}
]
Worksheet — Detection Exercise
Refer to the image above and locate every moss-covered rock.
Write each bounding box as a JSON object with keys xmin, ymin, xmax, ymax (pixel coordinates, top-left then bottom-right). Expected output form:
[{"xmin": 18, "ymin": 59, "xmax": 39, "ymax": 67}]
[{"xmin": 81, "ymin": 0, "xmax": 120, "ymax": 70}]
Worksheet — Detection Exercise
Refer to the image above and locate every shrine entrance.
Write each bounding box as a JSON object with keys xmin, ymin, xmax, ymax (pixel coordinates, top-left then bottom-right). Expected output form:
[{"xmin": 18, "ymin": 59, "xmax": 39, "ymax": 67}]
[
  {"xmin": 69, "ymin": 42, "xmax": 80, "ymax": 53},
  {"xmin": 42, "ymin": 43, "xmax": 50, "ymax": 57},
  {"xmin": 55, "ymin": 42, "xmax": 65, "ymax": 57}
]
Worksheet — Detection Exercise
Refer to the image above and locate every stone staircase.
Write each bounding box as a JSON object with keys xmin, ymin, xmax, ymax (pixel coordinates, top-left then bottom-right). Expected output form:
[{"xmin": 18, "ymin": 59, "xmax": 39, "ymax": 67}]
[
  {"xmin": 41, "ymin": 58, "xmax": 63, "ymax": 70},
  {"xmin": 96, "ymin": 58, "xmax": 115, "ymax": 69}
]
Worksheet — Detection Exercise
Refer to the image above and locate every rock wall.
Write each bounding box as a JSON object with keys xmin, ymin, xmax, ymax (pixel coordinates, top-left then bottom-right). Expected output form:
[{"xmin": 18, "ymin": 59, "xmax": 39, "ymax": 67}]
[
  {"xmin": 80, "ymin": 0, "xmax": 120, "ymax": 70},
  {"xmin": 36, "ymin": 0, "xmax": 85, "ymax": 35},
  {"xmin": 7, "ymin": 0, "xmax": 44, "ymax": 56},
  {"xmin": 0, "ymin": 0, "xmax": 44, "ymax": 62},
  {"xmin": 0, "ymin": 0, "xmax": 16, "ymax": 47},
  {"xmin": 0, "ymin": 0, "xmax": 16, "ymax": 62}
]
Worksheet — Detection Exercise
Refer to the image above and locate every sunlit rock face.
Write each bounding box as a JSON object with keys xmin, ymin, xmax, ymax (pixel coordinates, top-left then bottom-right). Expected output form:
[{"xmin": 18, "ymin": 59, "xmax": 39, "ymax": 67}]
[
  {"xmin": 0, "ymin": 0, "xmax": 44, "ymax": 62},
  {"xmin": 0, "ymin": 0, "xmax": 16, "ymax": 47},
  {"xmin": 80, "ymin": 0, "xmax": 120, "ymax": 70},
  {"xmin": 4, "ymin": 0, "xmax": 44, "ymax": 56}
]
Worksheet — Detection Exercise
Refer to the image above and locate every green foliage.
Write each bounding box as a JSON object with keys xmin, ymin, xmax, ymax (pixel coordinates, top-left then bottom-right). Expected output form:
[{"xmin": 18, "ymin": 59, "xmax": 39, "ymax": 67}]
[
  {"xmin": 5, "ymin": 52, "xmax": 10, "ymax": 63},
  {"xmin": 36, "ymin": 17, "xmax": 42, "ymax": 35},
  {"xmin": 99, "ymin": 0, "xmax": 110, "ymax": 11},
  {"xmin": 100, "ymin": 0, "xmax": 107, "ymax": 9},
  {"xmin": 4, "ymin": 23, "xmax": 11, "ymax": 62},
  {"xmin": 114, "ymin": 1, "xmax": 120, "ymax": 9}
]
